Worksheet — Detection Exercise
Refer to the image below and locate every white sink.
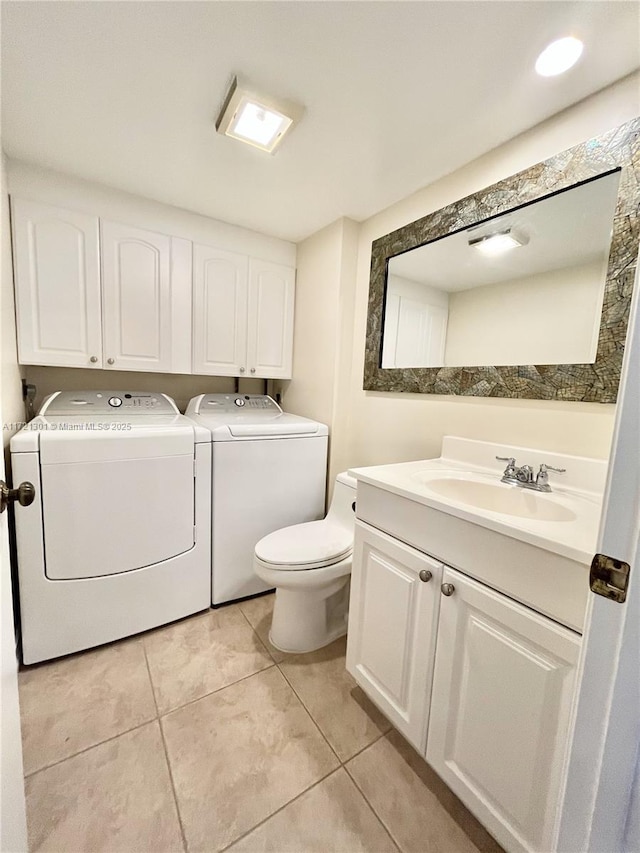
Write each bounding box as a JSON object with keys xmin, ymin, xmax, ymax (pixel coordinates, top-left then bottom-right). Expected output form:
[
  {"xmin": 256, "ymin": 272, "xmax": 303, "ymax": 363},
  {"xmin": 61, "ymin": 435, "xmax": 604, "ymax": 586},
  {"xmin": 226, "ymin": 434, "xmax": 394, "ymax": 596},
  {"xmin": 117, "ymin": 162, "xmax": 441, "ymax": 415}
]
[
  {"xmin": 412, "ymin": 472, "xmax": 576, "ymax": 522},
  {"xmin": 349, "ymin": 438, "xmax": 606, "ymax": 566}
]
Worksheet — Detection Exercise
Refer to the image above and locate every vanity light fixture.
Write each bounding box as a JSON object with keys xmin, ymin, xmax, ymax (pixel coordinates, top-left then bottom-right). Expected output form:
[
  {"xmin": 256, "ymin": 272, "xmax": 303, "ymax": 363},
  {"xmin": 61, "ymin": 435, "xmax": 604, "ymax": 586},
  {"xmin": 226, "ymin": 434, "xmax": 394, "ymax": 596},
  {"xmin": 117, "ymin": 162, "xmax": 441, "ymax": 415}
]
[
  {"xmin": 535, "ymin": 37, "xmax": 584, "ymax": 77},
  {"xmin": 215, "ymin": 77, "xmax": 304, "ymax": 154},
  {"xmin": 468, "ymin": 229, "xmax": 527, "ymax": 257}
]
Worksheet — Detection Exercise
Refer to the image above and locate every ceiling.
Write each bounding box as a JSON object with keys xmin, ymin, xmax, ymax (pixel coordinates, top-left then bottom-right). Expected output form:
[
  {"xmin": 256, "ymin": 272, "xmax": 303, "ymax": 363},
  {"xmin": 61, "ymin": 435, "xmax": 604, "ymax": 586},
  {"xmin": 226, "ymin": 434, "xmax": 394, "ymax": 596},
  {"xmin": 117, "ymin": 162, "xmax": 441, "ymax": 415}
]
[{"xmin": 2, "ymin": 2, "xmax": 639, "ymax": 243}]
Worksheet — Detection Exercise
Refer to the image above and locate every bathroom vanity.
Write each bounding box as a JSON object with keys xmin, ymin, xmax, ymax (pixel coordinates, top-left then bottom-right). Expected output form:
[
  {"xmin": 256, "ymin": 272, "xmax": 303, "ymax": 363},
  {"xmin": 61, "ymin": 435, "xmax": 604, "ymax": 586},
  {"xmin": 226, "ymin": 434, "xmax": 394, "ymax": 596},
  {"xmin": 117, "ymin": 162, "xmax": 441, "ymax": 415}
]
[{"xmin": 346, "ymin": 437, "xmax": 606, "ymax": 853}]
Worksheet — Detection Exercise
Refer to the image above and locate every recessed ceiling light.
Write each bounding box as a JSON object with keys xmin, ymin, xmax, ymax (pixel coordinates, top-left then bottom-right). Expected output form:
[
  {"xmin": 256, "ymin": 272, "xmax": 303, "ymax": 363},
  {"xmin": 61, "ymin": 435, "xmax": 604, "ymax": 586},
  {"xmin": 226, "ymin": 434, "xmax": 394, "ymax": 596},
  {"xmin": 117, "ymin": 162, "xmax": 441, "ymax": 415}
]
[
  {"xmin": 216, "ymin": 77, "xmax": 304, "ymax": 154},
  {"xmin": 468, "ymin": 229, "xmax": 528, "ymax": 257},
  {"xmin": 535, "ymin": 37, "xmax": 584, "ymax": 77}
]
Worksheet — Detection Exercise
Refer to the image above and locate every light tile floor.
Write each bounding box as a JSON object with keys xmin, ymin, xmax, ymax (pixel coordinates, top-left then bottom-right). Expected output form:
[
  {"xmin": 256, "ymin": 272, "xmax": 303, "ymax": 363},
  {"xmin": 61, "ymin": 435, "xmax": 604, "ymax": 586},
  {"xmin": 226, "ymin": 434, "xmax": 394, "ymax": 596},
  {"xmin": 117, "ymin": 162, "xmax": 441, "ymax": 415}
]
[{"xmin": 19, "ymin": 594, "xmax": 504, "ymax": 853}]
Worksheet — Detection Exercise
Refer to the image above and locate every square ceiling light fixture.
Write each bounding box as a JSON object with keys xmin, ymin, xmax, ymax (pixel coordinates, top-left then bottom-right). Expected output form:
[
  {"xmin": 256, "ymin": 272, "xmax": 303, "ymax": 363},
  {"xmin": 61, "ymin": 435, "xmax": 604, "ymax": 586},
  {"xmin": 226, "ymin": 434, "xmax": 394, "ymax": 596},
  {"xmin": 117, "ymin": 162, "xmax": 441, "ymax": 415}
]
[
  {"xmin": 468, "ymin": 228, "xmax": 528, "ymax": 257},
  {"xmin": 216, "ymin": 77, "xmax": 304, "ymax": 154}
]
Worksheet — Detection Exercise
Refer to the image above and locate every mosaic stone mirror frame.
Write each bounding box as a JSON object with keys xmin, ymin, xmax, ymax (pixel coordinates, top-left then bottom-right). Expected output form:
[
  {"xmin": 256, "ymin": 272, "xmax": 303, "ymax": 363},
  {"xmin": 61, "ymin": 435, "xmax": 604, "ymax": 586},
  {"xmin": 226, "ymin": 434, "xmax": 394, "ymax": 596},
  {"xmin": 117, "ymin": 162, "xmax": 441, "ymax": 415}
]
[{"xmin": 364, "ymin": 118, "xmax": 640, "ymax": 402}]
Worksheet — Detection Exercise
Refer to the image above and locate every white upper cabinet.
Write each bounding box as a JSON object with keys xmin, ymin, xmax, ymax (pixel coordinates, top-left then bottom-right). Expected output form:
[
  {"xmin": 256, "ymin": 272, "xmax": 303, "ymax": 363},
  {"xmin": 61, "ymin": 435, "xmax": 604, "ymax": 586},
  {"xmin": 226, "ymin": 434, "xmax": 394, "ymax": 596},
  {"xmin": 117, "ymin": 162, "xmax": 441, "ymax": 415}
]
[
  {"xmin": 11, "ymin": 198, "xmax": 103, "ymax": 368},
  {"xmin": 101, "ymin": 221, "xmax": 191, "ymax": 373},
  {"xmin": 192, "ymin": 245, "xmax": 248, "ymax": 376},
  {"xmin": 193, "ymin": 245, "xmax": 295, "ymax": 379},
  {"xmin": 11, "ymin": 202, "xmax": 192, "ymax": 374},
  {"xmin": 11, "ymin": 194, "xmax": 293, "ymax": 378},
  {"xmin": 247, "ymin": 258, "xmax": 295, "ymax": 379}
]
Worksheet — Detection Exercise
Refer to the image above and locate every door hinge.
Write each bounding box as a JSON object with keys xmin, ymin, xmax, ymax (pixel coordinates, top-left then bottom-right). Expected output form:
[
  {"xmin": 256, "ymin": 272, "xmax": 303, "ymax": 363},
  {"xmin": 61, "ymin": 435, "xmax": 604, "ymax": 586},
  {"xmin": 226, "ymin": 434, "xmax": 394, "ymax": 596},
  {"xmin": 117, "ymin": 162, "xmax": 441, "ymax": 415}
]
[{"xmin": 590, "ymin": 553, "xmax": 631, "ymax": 603}]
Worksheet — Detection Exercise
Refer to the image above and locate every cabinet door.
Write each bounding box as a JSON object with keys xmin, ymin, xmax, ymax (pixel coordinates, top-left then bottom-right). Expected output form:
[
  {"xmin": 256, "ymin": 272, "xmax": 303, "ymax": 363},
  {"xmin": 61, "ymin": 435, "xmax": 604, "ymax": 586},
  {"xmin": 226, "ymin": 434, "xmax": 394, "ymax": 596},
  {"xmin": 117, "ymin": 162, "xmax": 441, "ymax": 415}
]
[
  {"xmin": 346, "ymin": 521, "xmax": 442, "ymax": 752},
  {"xmin": 192, "ymin": 244, "xmax": 248, "ymax": 376},
  {"xmin": 11, "ymin": 198, "xmax": 102, "ymax": 368},
  {"xmin": 247, "ymin": 259, "xmax": 295, "ymax": 379},
  {"xmin": 101, "ymin": 221, "xmax": 174, "ymax": 372},
  {"xmin": 427, "ymin": 567, "xmax": 581, "ymax": 853}
]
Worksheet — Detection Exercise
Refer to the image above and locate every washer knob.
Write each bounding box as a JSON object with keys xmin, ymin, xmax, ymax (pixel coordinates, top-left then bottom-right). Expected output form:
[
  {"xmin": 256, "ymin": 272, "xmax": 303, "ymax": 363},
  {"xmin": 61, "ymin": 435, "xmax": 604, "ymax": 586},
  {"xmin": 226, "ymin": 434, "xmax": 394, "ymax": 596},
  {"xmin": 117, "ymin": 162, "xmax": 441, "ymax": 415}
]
[
  {"xmin": 108, "ymin": 397, "xmax": 123, "ymax": 408},
  {"xmin": 234, "ymin": 398, "xmax": 246, "ymax": 407}
]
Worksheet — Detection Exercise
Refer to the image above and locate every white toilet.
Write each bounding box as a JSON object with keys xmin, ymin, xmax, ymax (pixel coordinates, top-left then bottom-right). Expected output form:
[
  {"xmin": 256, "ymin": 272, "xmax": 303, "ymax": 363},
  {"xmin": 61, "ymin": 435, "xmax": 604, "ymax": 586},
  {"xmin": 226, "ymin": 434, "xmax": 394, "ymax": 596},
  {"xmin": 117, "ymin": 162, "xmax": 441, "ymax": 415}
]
[{"xmin": 254, "ymin": 472, "xmax": 357, "ymax": 653}]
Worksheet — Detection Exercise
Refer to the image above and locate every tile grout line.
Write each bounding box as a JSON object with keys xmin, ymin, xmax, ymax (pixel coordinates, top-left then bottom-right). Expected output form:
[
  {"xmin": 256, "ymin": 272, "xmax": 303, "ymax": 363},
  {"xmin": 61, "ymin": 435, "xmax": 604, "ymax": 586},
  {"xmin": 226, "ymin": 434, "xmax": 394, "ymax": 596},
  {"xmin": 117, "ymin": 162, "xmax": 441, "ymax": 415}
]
[
  {"xmin": 343, "ymin": 759, "xmax": 404, "ymax": 853},
  {"xmin": 342, "ymin": 729, "xmax": 388, "ymax": 765},
  {"xmin": 142, "ymin": 643, "xmax": 190, "ymax": 853},
  {"xmin": 23, "ymin": 717, "xmax": 156, "ymax": 780},
  {"xmin": 216, "ymin": 766, "xmax": 343, "ymax": 853},
  {"xmin": 158, "ymin": 662, "xmax": 277, "ymax": 719},
  {"xmin": 275, "ymin": 661, "xmax": 342, "ymax": 765}
]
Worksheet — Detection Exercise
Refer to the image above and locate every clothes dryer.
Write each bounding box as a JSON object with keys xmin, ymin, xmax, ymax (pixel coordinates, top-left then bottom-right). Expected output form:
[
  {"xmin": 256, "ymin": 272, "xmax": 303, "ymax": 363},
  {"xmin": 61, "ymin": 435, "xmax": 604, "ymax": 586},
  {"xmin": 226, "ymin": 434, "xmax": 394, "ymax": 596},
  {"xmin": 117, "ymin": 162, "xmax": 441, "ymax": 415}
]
[
  {"xmin": 11, "ymin": 391, "xmax": 211, "ymax": 663},
  {"xmin": 185, "ymin": 394, "xmax": 328, "ymax": 605}
]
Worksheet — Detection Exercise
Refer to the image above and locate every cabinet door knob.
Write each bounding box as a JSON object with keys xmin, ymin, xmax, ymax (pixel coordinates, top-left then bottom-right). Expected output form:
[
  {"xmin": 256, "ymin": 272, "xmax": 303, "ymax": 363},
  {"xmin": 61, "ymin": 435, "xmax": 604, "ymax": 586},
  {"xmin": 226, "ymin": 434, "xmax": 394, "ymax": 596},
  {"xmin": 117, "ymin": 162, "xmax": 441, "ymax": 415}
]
[
  {"xmin": 90, "ymin": 356, "xmax": 98, "ymax": 363},
  {"xmin": 250, "ymin": 367, "xmax": 256, "ymax": 374},
  {"xmin": 419, "ymin": 569, "xmax": 432, "ymax": 583},
  {"xmin": 239, "ymin": 367, "xmax": 245, "ymax": 373},
  {"xmin": 441, "ymin": 583, "xmax": 455, "ymax": 596},
  {"xmin": 107, "ymin": 357, "xmax": 115, "ymax": 365}
]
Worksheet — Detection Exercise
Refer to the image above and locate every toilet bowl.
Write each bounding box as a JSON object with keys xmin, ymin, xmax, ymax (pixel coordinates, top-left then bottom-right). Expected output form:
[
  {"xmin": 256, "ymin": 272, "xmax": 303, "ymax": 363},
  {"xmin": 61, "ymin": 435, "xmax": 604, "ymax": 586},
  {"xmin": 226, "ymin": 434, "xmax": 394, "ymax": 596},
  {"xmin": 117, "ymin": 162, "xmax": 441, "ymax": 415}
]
[{"xmin": 254, "ymin": 472, "xmax": 357, "ymax": 653}]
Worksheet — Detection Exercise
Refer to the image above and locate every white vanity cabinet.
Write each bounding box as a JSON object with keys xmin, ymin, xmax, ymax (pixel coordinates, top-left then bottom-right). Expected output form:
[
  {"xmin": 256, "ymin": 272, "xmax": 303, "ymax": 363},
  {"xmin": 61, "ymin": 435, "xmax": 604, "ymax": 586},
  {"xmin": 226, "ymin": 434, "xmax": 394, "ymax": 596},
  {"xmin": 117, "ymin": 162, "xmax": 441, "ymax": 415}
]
[
  {"xmin": 11, "ymin": 198, "xmax": 103, "ymax": 368},
  {"xmin": 11, "ymin": 199, "xmax": 192, "ymax": 373},
  {"xmin": 427, "ymin": 567, "xmax": 580, "ymax": 853},
  {"xmin": 347, "ymin": 488, "xmax": 583, "ymax": 853},
  {"xmin": 193, "ymin": 243, "xmax": 295, "ymax": 378},
  {"xmin": 347, "ymin": 522, "xmax": 442, "ymax": 751}
]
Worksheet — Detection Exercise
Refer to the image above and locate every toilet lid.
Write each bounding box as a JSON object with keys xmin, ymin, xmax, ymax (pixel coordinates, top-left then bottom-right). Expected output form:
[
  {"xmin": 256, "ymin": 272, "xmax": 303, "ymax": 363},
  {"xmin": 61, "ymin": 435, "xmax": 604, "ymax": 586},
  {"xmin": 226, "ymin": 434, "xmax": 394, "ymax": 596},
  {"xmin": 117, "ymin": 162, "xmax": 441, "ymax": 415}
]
[{"xmin": 255, "ymin": 520, "xmax": 352, "ymax": 570}]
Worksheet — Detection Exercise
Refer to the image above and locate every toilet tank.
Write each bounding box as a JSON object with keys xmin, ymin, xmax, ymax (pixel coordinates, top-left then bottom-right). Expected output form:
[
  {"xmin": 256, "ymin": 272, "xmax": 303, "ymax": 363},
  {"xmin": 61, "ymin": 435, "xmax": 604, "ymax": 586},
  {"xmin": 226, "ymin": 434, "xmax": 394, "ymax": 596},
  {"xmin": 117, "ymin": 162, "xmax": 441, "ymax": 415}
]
[{"xmin": 327, "ymin": 472, "xmax": 358, "ymax": 529}]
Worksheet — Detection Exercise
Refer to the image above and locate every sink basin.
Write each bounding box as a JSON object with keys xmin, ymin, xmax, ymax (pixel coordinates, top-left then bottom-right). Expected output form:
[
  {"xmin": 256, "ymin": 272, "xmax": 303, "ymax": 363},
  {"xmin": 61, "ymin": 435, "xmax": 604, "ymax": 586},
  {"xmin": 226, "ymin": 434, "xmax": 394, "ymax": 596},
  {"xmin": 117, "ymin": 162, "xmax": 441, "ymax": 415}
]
[{"xmin": 411, "ymin": 472, "xmax": 577, "ymax": 522}]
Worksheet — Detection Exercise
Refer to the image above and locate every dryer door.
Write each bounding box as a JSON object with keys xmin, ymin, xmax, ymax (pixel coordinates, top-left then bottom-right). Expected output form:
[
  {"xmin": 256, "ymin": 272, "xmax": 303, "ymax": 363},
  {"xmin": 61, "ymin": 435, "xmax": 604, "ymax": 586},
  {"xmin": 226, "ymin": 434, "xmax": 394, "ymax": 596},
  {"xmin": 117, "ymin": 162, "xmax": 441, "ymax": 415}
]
[{"xmin": 40, "ymin": 430, "xmax": 195, "ymax": 580}]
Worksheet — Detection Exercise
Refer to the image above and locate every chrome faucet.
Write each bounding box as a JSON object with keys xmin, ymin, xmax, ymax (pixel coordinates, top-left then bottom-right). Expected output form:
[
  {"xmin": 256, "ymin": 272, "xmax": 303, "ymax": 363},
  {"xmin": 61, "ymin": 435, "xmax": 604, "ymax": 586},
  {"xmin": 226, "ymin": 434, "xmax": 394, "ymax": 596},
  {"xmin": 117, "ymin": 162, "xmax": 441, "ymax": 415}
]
[{"xmin": 496, "ymin": 456, "xmax": 566, "ymax": 493}]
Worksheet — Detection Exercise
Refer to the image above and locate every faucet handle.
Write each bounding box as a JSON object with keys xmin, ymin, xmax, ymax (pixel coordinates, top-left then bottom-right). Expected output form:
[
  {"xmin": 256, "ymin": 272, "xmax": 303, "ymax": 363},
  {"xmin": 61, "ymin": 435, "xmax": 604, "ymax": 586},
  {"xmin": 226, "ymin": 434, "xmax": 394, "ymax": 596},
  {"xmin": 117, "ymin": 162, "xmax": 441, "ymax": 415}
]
[
  {"xmin": 496, "ymin": 456, "xmax": 517, "ymax": 477},
  {"xmin": 539, "ymin": 464, "xmax": 566, "ymax": 474},
  {"xmin": 536, "ymin": 463, "xmax": 566, "ymax": 489}
]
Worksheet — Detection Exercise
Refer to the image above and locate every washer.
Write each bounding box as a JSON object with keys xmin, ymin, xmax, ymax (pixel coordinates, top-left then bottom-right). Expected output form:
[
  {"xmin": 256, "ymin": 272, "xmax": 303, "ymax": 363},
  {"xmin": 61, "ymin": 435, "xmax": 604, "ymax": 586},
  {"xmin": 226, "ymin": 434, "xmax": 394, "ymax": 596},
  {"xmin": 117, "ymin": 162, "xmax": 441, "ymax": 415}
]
[
  {"xmin": 11, "ymin": 391, "xmax": 212, "ymax": 664},
  {"xmin": 185, "ymin": 394, "xmax": 328, "ymax": 605}
]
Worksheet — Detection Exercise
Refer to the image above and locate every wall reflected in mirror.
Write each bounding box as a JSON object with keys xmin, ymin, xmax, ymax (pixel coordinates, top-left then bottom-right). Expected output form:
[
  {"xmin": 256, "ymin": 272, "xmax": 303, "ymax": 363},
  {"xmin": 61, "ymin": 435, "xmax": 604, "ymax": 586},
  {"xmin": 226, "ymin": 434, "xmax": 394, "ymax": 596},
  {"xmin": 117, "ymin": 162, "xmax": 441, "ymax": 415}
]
[{"xmin": 381, "ymin": 170, "xmax": 621, "ymax": 369}]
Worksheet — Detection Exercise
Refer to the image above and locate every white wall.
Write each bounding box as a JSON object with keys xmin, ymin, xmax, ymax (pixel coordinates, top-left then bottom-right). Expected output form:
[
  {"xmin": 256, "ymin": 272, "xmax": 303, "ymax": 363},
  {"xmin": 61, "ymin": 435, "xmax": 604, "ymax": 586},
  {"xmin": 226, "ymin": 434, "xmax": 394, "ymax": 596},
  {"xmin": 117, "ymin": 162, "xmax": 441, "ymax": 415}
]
[
  {"xmin": 331, "ymin": 74, "xmax": 640, "ymax": 471},
  {"xmin": 280, "ymin": 217, "xmax": 359, "ymax": 485},
  {"xmin": 444, "ymin": 261, "xmax": 604, "ymax": 366}
]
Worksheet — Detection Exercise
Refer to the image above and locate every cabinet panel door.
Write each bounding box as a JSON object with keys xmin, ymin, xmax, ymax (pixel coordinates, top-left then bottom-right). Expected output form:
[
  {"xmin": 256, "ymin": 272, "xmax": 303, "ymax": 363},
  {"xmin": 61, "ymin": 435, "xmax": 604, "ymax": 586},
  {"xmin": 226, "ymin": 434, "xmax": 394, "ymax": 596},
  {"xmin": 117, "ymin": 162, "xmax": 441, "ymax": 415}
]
[
  {"xmin": 247, "ymin": 259, "xmax": 294, "ymax": 379},
  {"xmin": 101, "ymin": 221, "xmax": 173, "ymax": 372},
  {"xmin": 193, "ymin": 244, "xmax": 248, "ymax": 376},
  {"xmin": 11, "ymin": 198, "xmax": 102, "ymax": 368},
  {"xmin": 427, "ymin": 567, "xmax": 580, "ymax": 853},
  {"xmin": 346, "ymin": 521, "xmax": 442, "ymax": 752}
]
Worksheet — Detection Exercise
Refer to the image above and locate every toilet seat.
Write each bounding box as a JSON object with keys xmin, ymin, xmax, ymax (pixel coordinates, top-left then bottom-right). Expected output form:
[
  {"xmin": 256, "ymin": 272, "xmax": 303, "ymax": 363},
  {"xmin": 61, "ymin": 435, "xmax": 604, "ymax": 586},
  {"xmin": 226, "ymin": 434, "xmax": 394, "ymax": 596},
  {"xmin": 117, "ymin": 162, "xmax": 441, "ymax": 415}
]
[{"xmin": 255, "ymin": 520, "xmax": 352, "ymax": 570}]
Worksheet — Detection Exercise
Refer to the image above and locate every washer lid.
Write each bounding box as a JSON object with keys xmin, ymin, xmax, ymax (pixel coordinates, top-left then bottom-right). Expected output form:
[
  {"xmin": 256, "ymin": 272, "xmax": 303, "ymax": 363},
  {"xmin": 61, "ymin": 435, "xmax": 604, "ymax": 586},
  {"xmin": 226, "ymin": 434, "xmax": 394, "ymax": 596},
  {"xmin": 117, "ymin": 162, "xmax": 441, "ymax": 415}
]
[{"xmin": 255, "ymin": 520, "xmax": 352, "ymax": 569}]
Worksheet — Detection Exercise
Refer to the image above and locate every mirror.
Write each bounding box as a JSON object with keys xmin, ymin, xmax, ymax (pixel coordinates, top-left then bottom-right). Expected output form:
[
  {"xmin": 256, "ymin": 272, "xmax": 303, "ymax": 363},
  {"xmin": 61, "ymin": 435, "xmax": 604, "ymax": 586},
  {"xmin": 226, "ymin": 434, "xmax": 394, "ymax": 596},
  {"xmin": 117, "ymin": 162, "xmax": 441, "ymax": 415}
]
[
  {"xmin": 382, "ymin": 171, "xmax": 620, "ymax": 369},
  {"xmin": 364, "ymin": 118, "xmax": 640, "ymax": 402}
]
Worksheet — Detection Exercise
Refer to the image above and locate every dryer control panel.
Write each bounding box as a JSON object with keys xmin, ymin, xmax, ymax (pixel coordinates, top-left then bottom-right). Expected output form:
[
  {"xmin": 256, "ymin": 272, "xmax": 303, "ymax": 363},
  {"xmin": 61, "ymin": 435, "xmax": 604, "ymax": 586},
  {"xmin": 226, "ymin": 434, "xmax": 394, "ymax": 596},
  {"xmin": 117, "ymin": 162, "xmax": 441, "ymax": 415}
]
[
  {"xmin": 39, "ymin": 391, "xmax": 180, "ymax": 416},
  {"xmin": 196, "ymin": 394, "xmax": 282, "ymax": 414}
]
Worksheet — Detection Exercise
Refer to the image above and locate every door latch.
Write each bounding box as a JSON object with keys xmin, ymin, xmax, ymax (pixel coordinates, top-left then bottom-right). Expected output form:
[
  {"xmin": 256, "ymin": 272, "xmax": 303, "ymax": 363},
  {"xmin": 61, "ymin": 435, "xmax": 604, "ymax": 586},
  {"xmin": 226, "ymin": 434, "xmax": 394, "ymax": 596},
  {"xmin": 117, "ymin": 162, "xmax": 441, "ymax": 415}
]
[{"xmin": 590, "ymin": 553, "xmax": 631, "ymax": 603}]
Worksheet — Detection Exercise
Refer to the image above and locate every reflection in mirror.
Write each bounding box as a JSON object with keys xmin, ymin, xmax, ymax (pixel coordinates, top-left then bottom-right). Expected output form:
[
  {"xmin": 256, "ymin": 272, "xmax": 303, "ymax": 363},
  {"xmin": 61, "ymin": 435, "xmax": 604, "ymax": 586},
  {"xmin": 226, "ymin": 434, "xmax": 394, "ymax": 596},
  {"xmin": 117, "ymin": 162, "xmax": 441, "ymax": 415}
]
[{"xmin": 382, "ymin": 170, "xmax": 621, "ymax": 369}]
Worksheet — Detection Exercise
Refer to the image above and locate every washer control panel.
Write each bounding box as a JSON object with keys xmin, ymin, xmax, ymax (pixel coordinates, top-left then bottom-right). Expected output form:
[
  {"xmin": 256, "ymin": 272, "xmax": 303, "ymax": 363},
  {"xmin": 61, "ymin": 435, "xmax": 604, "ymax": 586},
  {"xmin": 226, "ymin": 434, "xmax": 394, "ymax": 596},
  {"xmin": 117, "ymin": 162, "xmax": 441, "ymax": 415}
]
[
  {"xmin": 199, "ymin": 394, "xmax": 282, "ymax": 414},
  {"xmin": 40, "ymin": 391, "xmax": 180, "ymax": 416}
]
